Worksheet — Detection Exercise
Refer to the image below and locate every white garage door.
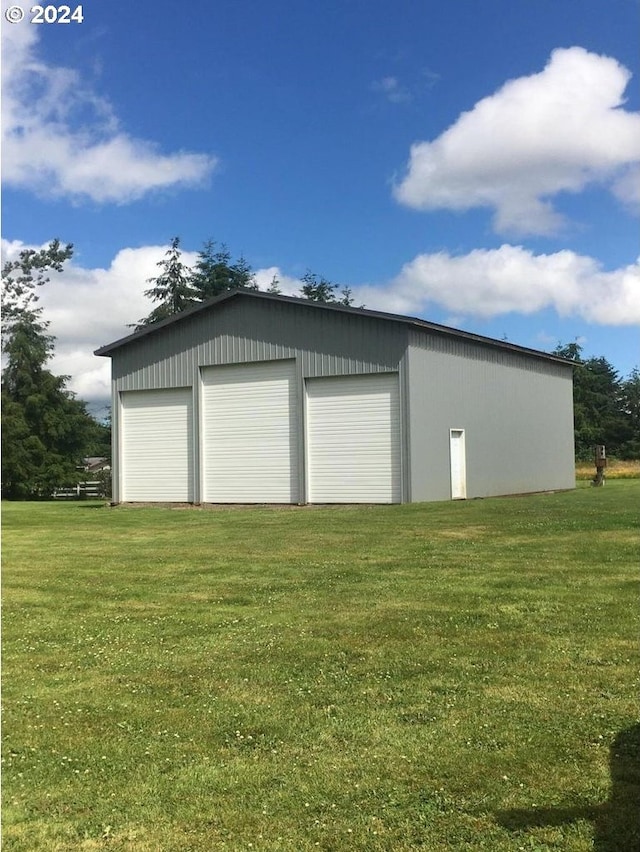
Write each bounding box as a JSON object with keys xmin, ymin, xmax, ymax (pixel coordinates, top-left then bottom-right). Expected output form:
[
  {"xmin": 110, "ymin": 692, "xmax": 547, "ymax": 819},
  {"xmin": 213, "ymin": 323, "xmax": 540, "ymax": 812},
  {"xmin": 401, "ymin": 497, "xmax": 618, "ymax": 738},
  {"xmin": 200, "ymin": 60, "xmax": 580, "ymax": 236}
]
[
  {"xmin": 306, "ymin": 373, "xmax": 401, "ymax": 503},
  {"xmin": 201, "ymin": 360, "xmax": 299, "ymax": 503},
  {"xmin": 121, "ymin": 388, "xmax": 194, "ymax": 502}
]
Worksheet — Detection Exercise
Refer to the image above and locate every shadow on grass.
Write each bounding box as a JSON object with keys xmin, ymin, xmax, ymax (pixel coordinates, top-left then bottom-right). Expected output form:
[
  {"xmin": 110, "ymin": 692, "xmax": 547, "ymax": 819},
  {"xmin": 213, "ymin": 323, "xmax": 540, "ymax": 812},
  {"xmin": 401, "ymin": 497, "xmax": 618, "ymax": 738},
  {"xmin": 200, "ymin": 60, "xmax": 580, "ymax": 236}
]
[
  {"xmin": 62, "ymin": 502, "xmax": 111, "ymax": 509},
  {"xmin": 496, "ymin": 723, "xmax": 640, "ymax": 851}
]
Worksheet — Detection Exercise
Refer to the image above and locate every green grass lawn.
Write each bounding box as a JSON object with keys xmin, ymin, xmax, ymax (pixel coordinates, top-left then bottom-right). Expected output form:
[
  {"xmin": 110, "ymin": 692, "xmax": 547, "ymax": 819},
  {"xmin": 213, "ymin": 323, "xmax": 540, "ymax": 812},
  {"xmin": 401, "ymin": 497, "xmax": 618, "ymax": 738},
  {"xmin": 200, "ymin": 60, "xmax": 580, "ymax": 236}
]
[{"xmin": 2, "ymin": 483, "xmax": 639, "ymax": 851}]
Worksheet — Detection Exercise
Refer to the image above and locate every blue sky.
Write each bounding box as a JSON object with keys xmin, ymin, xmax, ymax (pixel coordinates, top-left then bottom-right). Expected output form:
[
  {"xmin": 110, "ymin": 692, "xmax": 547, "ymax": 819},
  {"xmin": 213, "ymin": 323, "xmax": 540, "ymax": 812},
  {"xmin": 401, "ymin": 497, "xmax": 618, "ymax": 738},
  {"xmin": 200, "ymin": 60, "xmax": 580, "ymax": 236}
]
[{"xmin": 2, "ymin": 0, "xmax": 639, "ymax": 409}]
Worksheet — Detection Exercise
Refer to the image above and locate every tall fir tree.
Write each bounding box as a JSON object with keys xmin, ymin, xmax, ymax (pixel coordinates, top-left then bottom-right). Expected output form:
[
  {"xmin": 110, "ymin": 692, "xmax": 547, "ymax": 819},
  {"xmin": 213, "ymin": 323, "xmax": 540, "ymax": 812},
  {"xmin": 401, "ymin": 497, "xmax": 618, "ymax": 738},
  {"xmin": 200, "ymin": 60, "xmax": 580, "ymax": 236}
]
[
  {"xmin": 135, "ymin": 237, "xmax": 197, "ymax": 327},
  {"xmin": 229, "ymin": 255, "xmax": 258, "ymax": 291},
  {"xmin": 1, "ymin": 241, "xmax": 99, "ymax": 499},
  {"xmin": 620, "ymin": 368, "xmax": 640, "ymax": 457},
  {"xmin": 299, "ymin": 270, "xmax": 338, "ymax": 302},
  {"xmin": 553, "ymin": 342, "xmax": 635, "ymax": 459},
  {"xmin": 266, "ymin": 274, "xmax": 282, "ymax": 294},
  {"xmin": 189, "ymin": 240, "xmax": 234, "ymax": 300},
  {"xmin": 298, "ymin": 271, "xmax": 357, "ymax": 306},
  {"xmin": 190, "ymin": 240, "xmax": 258, "ymax": 300}
]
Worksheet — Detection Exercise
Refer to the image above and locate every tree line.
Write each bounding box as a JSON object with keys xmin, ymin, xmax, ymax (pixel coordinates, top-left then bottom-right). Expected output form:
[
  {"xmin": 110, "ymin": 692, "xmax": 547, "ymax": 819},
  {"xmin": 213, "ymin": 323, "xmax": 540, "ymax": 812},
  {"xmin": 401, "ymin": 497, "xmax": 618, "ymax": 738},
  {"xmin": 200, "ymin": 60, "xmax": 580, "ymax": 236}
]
[
  {"xmin": 0, "ymin": 236, "xmax": 354, "ymax": 499},
  {"xmin": 552, "ymin": 342, "xmax": 639, "ymax": 460},
  {"xmin": 1, "ymin": 237, "xmax": 638, "ymax": 498},
  {"xmin": 1, "ymin": 241, "xmax": 110, "ymax": 499},
  {"xmin": 134, "ymin": 236, "xmax": 355, "ymax": 328}
]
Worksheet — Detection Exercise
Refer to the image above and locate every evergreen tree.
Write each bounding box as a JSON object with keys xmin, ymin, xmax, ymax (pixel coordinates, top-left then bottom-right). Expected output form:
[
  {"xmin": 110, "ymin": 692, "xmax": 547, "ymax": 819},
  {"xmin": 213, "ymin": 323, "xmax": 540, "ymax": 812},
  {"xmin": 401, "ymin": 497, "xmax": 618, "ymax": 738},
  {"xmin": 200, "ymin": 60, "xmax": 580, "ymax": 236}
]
[
  {"xmin": 553, "ymin": 342, "xmax": 634, "ymax": 459},
  {"xmin": 2, "ymin": 239, "xmax": 73, "ymax": 334},
  {"xmin": 299, "ymin": 270, "xmax": 338, "ymax": 302},
  {"xmin": 189, "ymin": 239, "xmax": 235, "ymax": 300},
  {"xmin": 189, "ymin": 240, "xmax": 258, "ymax": 300},
  {"xmin": 85, "ymin": 414, "xmax": 112, "ymax": 459},
  {"xmin": 298, "ymin": 271, "xmax": 360, "ymax": 306},
  {"xmin": 338, "ymin": 286, "xmax": 355, "ymax": 306},
  {"xmin": 1, "ymin": 241, "xmax": 98, "ymax": 499},
  {"xmin": 620, "ymin": 367, "xmax": 640, "ymax": 458},
  {"xmin": 1, "ymin": 340, "xmax": 95, "ymax": 498},
  {"xmin": 135, "ymin": 237, "xmax": 196, "ymax": 327},
  {"xmin": 229, "ymin": 255, "xmax": 258, "ymax": 291},
  {"xmin": 266, "ymin": 274, "xmax": 282, "ymax": 294}
]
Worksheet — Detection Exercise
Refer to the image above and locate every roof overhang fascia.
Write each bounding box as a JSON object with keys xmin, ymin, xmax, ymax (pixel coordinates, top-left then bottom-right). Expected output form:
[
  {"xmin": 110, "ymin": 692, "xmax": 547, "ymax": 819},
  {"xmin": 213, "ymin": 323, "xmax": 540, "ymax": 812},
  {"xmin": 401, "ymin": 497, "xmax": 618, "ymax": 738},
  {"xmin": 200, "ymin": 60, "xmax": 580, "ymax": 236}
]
[{"xmin": 94, "ymin": 289, "xmax": 574, "ymax": 368}]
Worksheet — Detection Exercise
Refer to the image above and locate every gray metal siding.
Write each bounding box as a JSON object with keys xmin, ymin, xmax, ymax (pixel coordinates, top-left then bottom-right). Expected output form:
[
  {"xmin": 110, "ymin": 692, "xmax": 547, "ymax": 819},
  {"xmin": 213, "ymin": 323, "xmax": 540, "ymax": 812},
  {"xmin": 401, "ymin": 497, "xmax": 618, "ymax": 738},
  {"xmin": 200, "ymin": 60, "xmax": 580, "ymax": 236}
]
[
  {"xmin": 109, "ymin": 299, "xmax": 408, "ymax": 504},
  {"xmin": 407, "ymin": 329, "xmax": 575, "ymax": 501},
  {"xmin": 111, "ymin": 299, "xmax": 406, "ymax": 390},
  {"xmin": 106, "ymin": 297, "xmax": 574, "ymax": 505}
]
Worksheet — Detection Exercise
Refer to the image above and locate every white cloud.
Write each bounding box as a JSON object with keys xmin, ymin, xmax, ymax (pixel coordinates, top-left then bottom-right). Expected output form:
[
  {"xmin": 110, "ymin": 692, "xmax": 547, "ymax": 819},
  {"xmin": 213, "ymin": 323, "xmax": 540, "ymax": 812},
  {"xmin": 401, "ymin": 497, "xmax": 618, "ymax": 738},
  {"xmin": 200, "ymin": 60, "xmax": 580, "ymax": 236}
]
[
  {"xmin": 1, "ymin": 240, "xmax": 306, "ymax": 404},
  {"xmin": 2, "ymin": 239, "xmax": 185, "ymax": 400},
  {"xmin": 354, "ymin": 245, "xmax": 640, "ymax": 325},
  {"xmin": 253, "ymin": 267, "xmax": 302, "ymax": 296},
  {"xmin": 394, "ymin": 47, "xmax": 640, "ymax": 235},
  {"xmin": 372, "ymin": 69, "xmax": 440, "ymax": 104},
  {"xmin": 0, "ymin": 12, "xmax": 216, "ymax": 203},
  {"xmin": 372, "ymin": 76, "xmax": 412, "ymax": 104},
  {"xmin": 4, "ymin": 239, "xmax": 637, "ymax": 406}
]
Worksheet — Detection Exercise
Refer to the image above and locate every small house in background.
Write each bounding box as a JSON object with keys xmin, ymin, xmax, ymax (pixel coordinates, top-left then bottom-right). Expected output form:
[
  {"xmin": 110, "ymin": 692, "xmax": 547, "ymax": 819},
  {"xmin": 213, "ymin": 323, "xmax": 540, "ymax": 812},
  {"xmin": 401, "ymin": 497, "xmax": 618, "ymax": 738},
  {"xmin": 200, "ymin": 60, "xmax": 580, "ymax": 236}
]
[
  {"xmin": 52, "ymin": 458, "xmax": 112, "ymax": 500},
  {"xmin": 95, "ymin": 291, "xmax": 575, "ymax": 505},
  {"xmin": 82, "ymin": 457, "xmax": 111, "ymax": 474}
]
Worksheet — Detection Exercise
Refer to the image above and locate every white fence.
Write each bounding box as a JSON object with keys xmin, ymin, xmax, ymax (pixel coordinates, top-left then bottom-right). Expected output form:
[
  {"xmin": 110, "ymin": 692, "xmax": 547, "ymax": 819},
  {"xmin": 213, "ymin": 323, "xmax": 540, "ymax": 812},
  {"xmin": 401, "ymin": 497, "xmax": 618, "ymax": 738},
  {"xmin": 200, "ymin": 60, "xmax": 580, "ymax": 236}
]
[{"xmin": 52, "ymin": 481, "xmax": 107, "ymax": 500}]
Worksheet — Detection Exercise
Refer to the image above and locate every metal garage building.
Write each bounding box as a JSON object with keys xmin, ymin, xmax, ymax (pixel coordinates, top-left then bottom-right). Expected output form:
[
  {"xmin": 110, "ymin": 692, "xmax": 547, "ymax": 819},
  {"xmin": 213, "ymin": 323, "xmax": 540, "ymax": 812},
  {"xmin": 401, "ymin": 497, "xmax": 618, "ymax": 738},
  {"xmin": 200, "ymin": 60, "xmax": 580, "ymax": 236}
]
[{"xmin": 95, "ymin": 290, "xmax": 575, "ymax": 504}]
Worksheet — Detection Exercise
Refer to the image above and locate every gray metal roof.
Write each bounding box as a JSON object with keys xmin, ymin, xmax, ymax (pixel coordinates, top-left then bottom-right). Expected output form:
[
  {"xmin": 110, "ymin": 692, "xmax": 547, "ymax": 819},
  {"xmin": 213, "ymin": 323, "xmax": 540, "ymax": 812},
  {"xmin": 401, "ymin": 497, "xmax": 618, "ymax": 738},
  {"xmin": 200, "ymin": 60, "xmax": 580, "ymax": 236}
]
[{"xmin": 94, "ymin": 289, "xmax": 572, "ymax": 366}]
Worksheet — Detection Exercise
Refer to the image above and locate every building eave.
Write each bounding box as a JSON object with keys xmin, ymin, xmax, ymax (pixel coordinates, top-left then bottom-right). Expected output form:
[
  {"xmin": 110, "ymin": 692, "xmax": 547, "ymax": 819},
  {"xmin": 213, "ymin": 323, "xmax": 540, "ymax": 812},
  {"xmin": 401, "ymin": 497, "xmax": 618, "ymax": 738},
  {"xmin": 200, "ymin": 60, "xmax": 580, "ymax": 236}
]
[{"xmin": 94, "ymin": 289, "xmax": 574, "ymax": 367}]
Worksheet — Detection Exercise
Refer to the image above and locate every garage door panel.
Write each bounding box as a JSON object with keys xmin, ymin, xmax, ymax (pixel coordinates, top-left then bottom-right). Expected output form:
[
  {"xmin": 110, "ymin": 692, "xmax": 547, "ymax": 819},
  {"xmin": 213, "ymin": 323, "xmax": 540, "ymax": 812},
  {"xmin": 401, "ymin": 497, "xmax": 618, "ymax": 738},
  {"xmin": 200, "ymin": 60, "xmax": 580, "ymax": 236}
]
[
  {"xmin": 202, "ymin": 361, "xmax": 298, "ymax": 503},
  {"xmin": 121, "ymin": 388, "xmax": 193, "ymax": 502},
  {"xmin": 306, "ymin": 373, "xmax": 401, "ymax": 504}
]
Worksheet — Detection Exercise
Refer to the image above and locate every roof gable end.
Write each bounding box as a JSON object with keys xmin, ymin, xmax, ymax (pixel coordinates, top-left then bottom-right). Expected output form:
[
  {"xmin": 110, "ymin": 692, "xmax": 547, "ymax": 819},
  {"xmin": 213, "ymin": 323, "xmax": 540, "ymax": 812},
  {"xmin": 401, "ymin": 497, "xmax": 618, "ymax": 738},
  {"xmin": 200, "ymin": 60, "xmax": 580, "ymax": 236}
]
[{"xmin": 94, "ymin": 289, "xmax": 572, "ymax": 366}]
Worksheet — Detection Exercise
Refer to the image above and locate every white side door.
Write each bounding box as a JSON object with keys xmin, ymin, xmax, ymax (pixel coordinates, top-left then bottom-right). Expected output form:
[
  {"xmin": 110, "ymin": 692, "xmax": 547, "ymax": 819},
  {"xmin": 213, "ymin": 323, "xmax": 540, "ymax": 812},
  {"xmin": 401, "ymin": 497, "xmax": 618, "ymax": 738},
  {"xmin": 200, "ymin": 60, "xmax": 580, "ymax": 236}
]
[{"xmin": 450, "ymin": 429, "xmax": 467, "ymax": 500}]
